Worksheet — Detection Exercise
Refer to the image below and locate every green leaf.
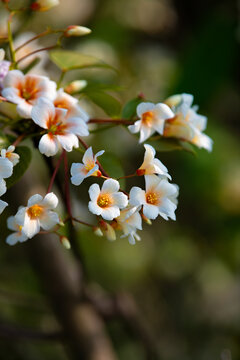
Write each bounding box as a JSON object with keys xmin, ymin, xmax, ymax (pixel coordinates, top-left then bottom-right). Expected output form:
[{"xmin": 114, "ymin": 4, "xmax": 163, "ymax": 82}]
[
  {"xmin": 122, "ymin": 97, "xmax": 142, "ymax": 119},
  {"xmin": 85, "ymin": 91, "xmax": 121, "ymax": 117},
  {"xmin": 50, "ymin": 50, "xmax": 115, "ymax": 72},
  {"xmin": 100, "ymin": 152, "xmax": 125, "ymax": 189},
  {"xmin": 148, "ymin": 138, "xmax": 196, "ymax": 154},
  {"xmin": 0, "ymin": 131, "xmax": 15, "ymax": 150},
  {"xmin": 6, "ymin": 146, "xmax": 32, "ymax": 188}
]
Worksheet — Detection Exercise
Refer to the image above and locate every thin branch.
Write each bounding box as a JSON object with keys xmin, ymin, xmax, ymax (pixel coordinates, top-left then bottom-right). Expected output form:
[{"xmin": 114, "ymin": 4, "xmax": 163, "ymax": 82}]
[
  {"xmin": 47, "ymin": 151, "xmax": 64, "ymax": 193},
  {"xmin": 16, "ymin": 45, "xmax": 58, "ymax": 65}
]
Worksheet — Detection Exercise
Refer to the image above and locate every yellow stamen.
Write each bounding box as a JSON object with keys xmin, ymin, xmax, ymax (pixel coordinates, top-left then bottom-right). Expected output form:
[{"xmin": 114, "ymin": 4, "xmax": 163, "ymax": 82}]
[
  {"xmin": 146, "ymin": 192, "xmax": 158, "ymax": 205},
  {"xmin": 97, "ymin": 194, "xmax": 112, "ymax": 208},
  {"xmin": 27, "ymin": 204, "xmax": 44, "ymax": 219},
  {"xmin": 142, "ymin": 111, "xmax": 154, "ymax": 126}
]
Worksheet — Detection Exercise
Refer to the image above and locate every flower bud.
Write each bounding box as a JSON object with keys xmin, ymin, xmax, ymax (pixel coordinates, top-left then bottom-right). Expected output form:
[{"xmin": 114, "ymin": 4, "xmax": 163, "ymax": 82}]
[
  {"xmin": 31, "ymin": 0, "xmax": 59, "ymax": 12},
  {"xmin": 141, "ymin": 214, "xmax": 152, "ymax": 225},
  {"xmin": 64, "ymin": 80, "xmax": 87, "ymax": 94},
  {"xmin": 93, "ymin": 226, "xmax": 103, "ymax": 237},
  {"xmin": 64, "ymin": 26, "xmax": 92, "ymax": 37},
  {"xmin": 58, "ymin": 220, "xmax": 65, "ymax": 227},
  {"xmin": 60, "ymin": 236, "xmax": 71, "ymax": 249}
]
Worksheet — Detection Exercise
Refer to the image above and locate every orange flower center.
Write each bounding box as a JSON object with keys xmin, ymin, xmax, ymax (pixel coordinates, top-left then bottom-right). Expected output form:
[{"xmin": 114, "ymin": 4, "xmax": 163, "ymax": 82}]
[
  {"xmin": 146, "ymin": 192, "xmax": 158, "ymax": 205},
  {"xmin": 142, "ymin": 111, "xmax": 154, "ymax": 126},
  {"xmin": 97, "ymin": 194, "xmax": 112, "ymax": 208},
  {"xmin": 27, "ymin": 204, "xmax": 44, "ymax": 219}
]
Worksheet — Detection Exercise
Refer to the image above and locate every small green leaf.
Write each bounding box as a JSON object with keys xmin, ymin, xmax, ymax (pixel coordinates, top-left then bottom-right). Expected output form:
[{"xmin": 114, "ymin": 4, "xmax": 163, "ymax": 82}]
[
  {"xmin": 100, "ymin": 153, "xmax": 125, "ymax": 189},
  {"xmin": 122, "ymin": 97, "xmax": 142, "ymax": 119},
  {"xmin": 148, "ymin": 138, "xmax": 196, "ymax": 154},
  {"xmin": 6, "ymin": 146, "xmax": 32, "ymax": 188},
  {"xmin": 50, "ymin": 50, "xmax": 115, "ymax": 71},
  {"xmin": 85, "ymin": 91, "xmax": 121, "ymax": 117}
]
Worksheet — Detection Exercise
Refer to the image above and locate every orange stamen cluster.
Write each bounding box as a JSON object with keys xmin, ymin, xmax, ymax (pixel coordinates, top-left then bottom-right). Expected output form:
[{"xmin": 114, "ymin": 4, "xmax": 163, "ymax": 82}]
[
  {"xmin": 146, "ymin": 192, "xmax": 158, "ymax": 205},
  {"xmin": 142, "ymin": 111, "xmax": 154, "ymax": 126},
  {"xmin": 97, "ymin": 194, "xmax": 112, "ymax": 208},
  {"xmin": 27, "ymin": 204, "xmax": 44, "ymax": 219}
]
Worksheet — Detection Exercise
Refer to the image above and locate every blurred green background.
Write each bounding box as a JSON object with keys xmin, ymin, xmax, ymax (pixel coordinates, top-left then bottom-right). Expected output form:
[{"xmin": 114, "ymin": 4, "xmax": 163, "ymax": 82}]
[{"xmin": 0, "ymin": 0, "xmax": 240, "ymax": 359}]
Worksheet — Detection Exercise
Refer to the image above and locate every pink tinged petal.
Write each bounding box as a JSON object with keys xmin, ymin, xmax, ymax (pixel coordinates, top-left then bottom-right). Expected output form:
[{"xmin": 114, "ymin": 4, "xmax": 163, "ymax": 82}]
[
  {"xmin": 31, "ymin": 97, "xmax": 55, "ymax": 128},
  {"xmin": 139, "ymin": 126, "xmax": 154, "ymax": 143},
  {"xmin": 22, "ymin": 216, "xmax": 40, "ymax": 238},
  {"xmin": 57, "ymin": 133, "xmax": 79, "ymax": 152},
  {"xmin": 28, "ymin": 194, "xmax": 43, "ymax": 207},
  {"xmin": 101, "ymin": 206, "xmax": 120, "ymax": 221},
  {"xmin": 128, "ymin": 120, "xmax": 141, "ymax": 134},
  {"xmin": 112, "ymin": 192, "xmax": 128, "ymax": 208},
  {"xmin": 102, "ymin": 178, "xmax": 120, "ymax": 194},
  {"xmin": 7, "ymin": 216, "xmax": 18, "ymax": 231},
  {"xmin": 82, "ymin": 147, "xmax": 94, "ymax": 164},
  {"xmin": 16, "ymin": 101, "xmax": 33, "ymax": 119},
  {"xmin": 0, "ymin": 199, "xmax": 8, "ymax": 214},
  {"xmin": 0, "ymin": 157, "xmax": 13, "ymax": 179},
  {"xmin": 3, "ymin": 69, "xmax": 24, "ymax": 88},
  {"xmin": 143, "ymin": 204, "xmax": 159, "ymax": 220},
  {"xmin": 40, "ymin": 210, "xmax": 59, "ymax": 230},
  {"xmin": 137, "ymin": 102, "xmax": 155, "ymax": 117},
  {"xmin": 89, "ymin": 183, "xmax": 100, "ymax": 201},
  {"xmin": 39, "ymin": 134, "xmax": 59, "ymax": 157},
  {"xmin": 129, "ymin": 187, "xmax": 146, "ymax": 206},
  {"xmin": 88, "ymin": 201, "xmax": 102, "ymax": 216},
  {"xmin": 0, "ymin": 179, "xmax": 6, "ymax": 196},
  {"xmin": 2, "ymin": 87, "xmax": 24, "ymax": 104},
  {"xmin": 66, "ymin": 117, "xmax": 89, "ymax": 136},
  {"xmin": 42, "ymin": 192, "xmax": 58, "ymax": 209}
]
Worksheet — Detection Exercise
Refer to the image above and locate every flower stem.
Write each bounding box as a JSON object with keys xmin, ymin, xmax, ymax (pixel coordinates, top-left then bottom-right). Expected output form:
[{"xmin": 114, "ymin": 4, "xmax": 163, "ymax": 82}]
[
  {"xmin": 72, "ymin": 217, "xmax": 93, "ymax": 228},
  {"xmin": 63, "ymin": 150, "xmax": 72, "ymax": 218},
  {"xmin": 89, "ymin": 118, "xmax": 134, "ymax": 125},
  {"xmin": 46, "ymin": 151, "xmax": 65, "ymax": 193},
  {"xmin": 16, "ymin": 45, "xmax": 58, "ymax": 65}
]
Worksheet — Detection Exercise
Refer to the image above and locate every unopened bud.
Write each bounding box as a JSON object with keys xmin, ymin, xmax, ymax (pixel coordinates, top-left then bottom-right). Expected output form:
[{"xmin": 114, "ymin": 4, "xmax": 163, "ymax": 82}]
[
  {"xmin": 64, "ymin": 26, "xmax": 92, "ymax": 37},
  {"xmin": 60, "ymin": 236, "xmax": 71, "ymax": 249},
  {"xmin": 59, "ymin": 220, "xmax": 65, "ymax": 227},
  {"xmin": 64, "ymin": 80, "xmax": 87, "ymax": 94},
  {"xmin": 93, "ymin": 226, "xmax": 103, "ymax": 237},
  {"xmin": 31, "ymin": 0, "xmax": 59, "ymax": 12},
  {"xmin": 142, "ymin": 214, "xmax": 152, "ymax": 225}
]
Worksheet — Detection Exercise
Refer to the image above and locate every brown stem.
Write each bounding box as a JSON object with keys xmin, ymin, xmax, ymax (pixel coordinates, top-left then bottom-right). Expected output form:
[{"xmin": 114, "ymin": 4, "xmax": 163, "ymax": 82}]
[
  {"xmin": 72, "ymin": 217, "xmax": 94, "ymax": 228},
  {"xmin": 63, "ymin": 150, "xmax": 72, "ymax": 218},
  {"xmin": 89, "ymin": 118, "xmax": 134, "ymax": 125},
  {"xmin": 16, "ymin": 45, "xmax": 58, "ymax": 64},
  {"xmin": 15, "ymin": 29, "xmax": 51, "ymax": 52},
  {"xmin": 12, "ymin": 134, "xmax": 25, "ymax": 147},
  {"xmin": 46, "ymin": 151, "xmax": 64, "ymax": 193}
]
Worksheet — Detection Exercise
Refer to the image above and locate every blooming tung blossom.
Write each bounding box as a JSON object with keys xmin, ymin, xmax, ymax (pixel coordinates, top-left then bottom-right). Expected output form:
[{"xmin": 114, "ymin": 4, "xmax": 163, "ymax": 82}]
[
  {"xmin": 137, "ymin": 144, "xmax": 171, "ymax": 179},
  {"xmin": 1, "ymin": 145, "xmax": 20, "ymax": 166},
  {"xmin": 128, "ymin": 102, "xmax": 174, "ymax": 143},
  {"xmin": 15, "ymin": 192, "xmax": 59, "ymax": 239},
  {"xmin": 0, "ymin": 178, "xmax": 8, "ymax": 214},
  {"xmin": 115, "ymin": 206, "xmax": 142, "ymax": 245},
  {"xmin": 164, "ymin": 93, "xmax": 213, "ymax": 152},
  {"xmin": 6, "ymin": 214, "xmax": 28, "ymax": 246},
  {"xmin": 31, "ymin": 97, "xmax": 89, "ymax": 156},
  {"xmin": 2, "ymin": 70, "xmax": 56, "ymax": 118},
  {"xmin": 88, "ymin": 178, "xmax": 128, "ymax": 221},
  {"xmin": 129, "ymin": 175, "xmax": 178, "ymax": 220},
  {"xmin": 71, "ymin": 147, "xmax": 104, "ymax": 186}
]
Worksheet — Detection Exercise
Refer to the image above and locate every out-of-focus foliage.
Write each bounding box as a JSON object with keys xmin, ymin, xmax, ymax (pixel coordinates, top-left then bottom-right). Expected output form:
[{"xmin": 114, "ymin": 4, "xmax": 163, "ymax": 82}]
[{"xmin": 0, "ymin": 0, "xmax": 240, "ymax": 359}]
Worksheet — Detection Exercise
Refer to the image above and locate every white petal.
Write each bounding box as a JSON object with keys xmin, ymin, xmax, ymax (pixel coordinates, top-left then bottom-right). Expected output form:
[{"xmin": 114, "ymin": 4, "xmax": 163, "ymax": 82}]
[
  {"xmin": 82, "ymin": 147, "xmax": 94, "ymax": 164},
  {"xmin": 155, "ymin": 103, "xmax": 174, "ymax": 120},
  {"xmin": 0, "ymin": 179, "xmax": 6, "ymax": 196},
  {"xmin": 143, "ymin": 204, "xmax": 159, "ymax": 219},
  {"xmin": 15, "ymin": 207, "xmax": 26, "ymax": 226},
  {"xmin": 22, "ymin": 216, "xmax": 40, "ymax": 238},
  {"xmin": 27, "ymin": 194, "xmax": 43, "ymax": 207},
  {"xmin": 144, "ymin": 144, "xmax": 155, "ymax": 161},
  {"xmin": 0, "ymin": 158, "xmax": 13, "ymax": 179},
  {"xmin": 57, "ymin": 133, "xmax": 79, "ymax": 152},
  {"xmin": 0, "ymin": 199, "xmax": 7, "ymax": 214},
  {"xmin": 6, "ymin": 232, "xmax": 28, "ymax": 245},
  {"xmin": 42, "ymin": 192, "xmax": 58, "ymax": 209},
  {"xmin": 156, "ymin": 179, "xmax": 178, "ymax": 197},
  {"xmin": 0, "ymin": 49, "xmax": 5, "ymax": 61},
  {"xmin": 2, "ymin": 87, "xmax": 23, "ymax": 104},
  {"xmin": 71, "ymin": 173, "xmax": 85, "ymax": 186},
  {"xmin": 70, "ymin": 163, "xmax": 84, "ymax": 176},
  {"xmin": 127, "ymin": 211, "xmax": 142, "ymax": 230},
  {"xmin": 112, "ymin": 192, "xmax": 128, "ymax": 208},
  {"xmin": 129, "ymin": 187, "xmax": 146, "ymax": 206},
  {"xmin": 158, "ymin": 198, "xmax": 176, "ymax": 220},
  {"xmin": 152, "ymin": 119, "xmax": 165, "ymax": 135},
  {"xmin": 67, "ymin": 117, "xmax": 89, "ymax": 136},
  {"xmin": 139, "ymin": 126, "xmax": 154, "ymax": 143},
  {"xmin": 89, "ymin": 183, "xmax": 100, "ymax": 201},
  {"xmin": 88, "ymin": 201, "xmax": 102, "ymax": 216},
  {"xmin": 39, "ymin": 134, "xmax": 59, "ymax": 156},
  {"xmin": 101, "ymin": 206, "xmax": 120, "ymax": 221},
  {"xmin": 128, "ymin": 120, "xmax": 141, "ymax": 134},
  {"xmin": 144, "ymin": 174, "xmax": 160, "ymax": 191},
  {"xmin": 7, "ymin": 216, "xmax": 18, "ymax": 231},
  {"xmin": 3, "ymin": 70, "xmax": 24, "ymax": 88},
  {"xmin": 137, "ymin": 102, "xmax": 155, "ymax": 117},
  {"xmin": 31, "ymin": 97, "xmax": 55, "ymax": 128},
  {"xmin": 40, "ymin": 210, "xmax": 59, "ymax": 230},
  {"xmin": 102, "ymin": 178, "xmax": 120, "ymax": 194},
  {"xmin": 16, "ymin": 101, "xmax": 33, "ymax": 119},
  {"xmin": 95, "ymin": 150, "xmax": 105, "ymax": 159}
]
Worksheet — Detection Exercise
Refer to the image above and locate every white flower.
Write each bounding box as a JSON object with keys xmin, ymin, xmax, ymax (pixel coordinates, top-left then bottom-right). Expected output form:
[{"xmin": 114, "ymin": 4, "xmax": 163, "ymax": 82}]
[
  {"xmin": 128, "ymin": 102, "xmax": 174, "ymax": 143},
  {"xmin": 71, "ymin": 147, "xmax": 104, "ymax": 186},
  {"xmin": 99, "ymin": 220, "xmax": 116, "ymax": 241},
  {"xmin": 31, "ymin": 0, "xmax": 59, "ymax": 11},
  {"xmin": 2, "ymin": 70, "xmax": 56, "ymax": 118},
  {"xmin": 116, "ymin": 206, "xmax": 142, "ymax": 245},
  {"xmin": 0, "ymin": 156, "xmax": 13, "ymax": 180},
  {"xmin": 53, "ymin": 88, "xmax": 89, "ymax": 122},
  {"xmin": 31, "ymin": 97, "xmax": 89, "ymax": 156},
  {"xmin": 6, "ymin": 215, "xmax": 28, "ymax": 245},
  {"xmin": 88, "ymin": 178, "xmax": 128, "ymax": 221},
  {"xmin": 0, "ymin": 49, "xmax": 10, "ymax": 88},
  {"xmin": 137, "ymin": 144, "xmax": 171, "ymax": 179},
  {"xmin": 0, "ymin": 178, "xmax": 8, "ymax": 214},
  {"xmin": 15, "ymin": 192, "xmax": 59, "ymax": 239},
  {"xmin": 164, "ymin": 93, "xmax": 213, "ymax": 152},
  {"xmin": 129, "ymin": 175, "xmax": 178, "ymax": 220},
  {"xmin": 1, "ymin": 146, "xmax": 20, "ymax": 166},
  {"xmin": 64, "ymin": 80, "xmax": 87, "ymax": 94}
]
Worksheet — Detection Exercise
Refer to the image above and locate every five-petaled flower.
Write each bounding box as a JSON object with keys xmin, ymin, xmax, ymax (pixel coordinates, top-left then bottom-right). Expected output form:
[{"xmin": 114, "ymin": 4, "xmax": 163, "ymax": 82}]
[
  {"xmin": 128, "ymin": 102, "xmax": 174, "ymax": 143},
  {"xmin": 1, "ymin": 145, "xmax": 20, "ymax": 166},
  {"xmin": 88, "ymin": 178, "xmax": 128, "ymax": 221},
  {"xmin": 115, "ymin": 206, "xmax": 142, "ymax": 245},
  {"xmin": 31, "ymin": 97, "xmax": 89, "ymax": 156},
  {"xmin": 15, "ymin": 192, "xmax": 60, "ymax": 238},
  {"xmin": 6, "ymin": 214, "xmax": 28, "ymax": 245},
  {"xmin": 0, "ymin": 48, "xmax": 10, "ymax": 89},
  {"xmin": 0, "ymin": 178, "xmax": 8, "ymax": 214},
  {"xmin": 71, "ymin": 146, "xmax": 104, "ymax": 186},
  {"xmin": 137, "ymin": 144, "xmax": 171, "ymax": 179},
  {"xmin": 129, "ymin": 175, "xmax": 178, "ymax": 220},
  {"xmin": 2, "ymin": 70, "xmax": 56, "ymax": 118}
]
